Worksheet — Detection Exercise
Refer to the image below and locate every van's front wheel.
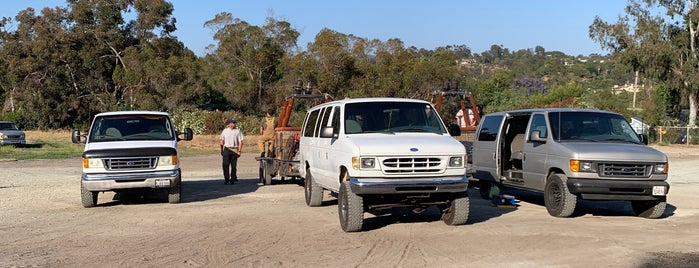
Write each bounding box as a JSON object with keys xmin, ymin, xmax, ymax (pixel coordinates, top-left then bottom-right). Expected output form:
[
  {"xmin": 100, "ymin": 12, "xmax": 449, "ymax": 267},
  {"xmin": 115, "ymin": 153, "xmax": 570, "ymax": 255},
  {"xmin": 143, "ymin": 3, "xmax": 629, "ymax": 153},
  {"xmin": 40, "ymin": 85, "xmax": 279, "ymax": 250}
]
[
  {"xmin": 81, "ymin": 181, "xmax": 98, "ymax": 208},
  {"xmin": 544, "ymin": 173, "xmax": 576, "ymax": 217},
  {"xmin": 442, "ymin": 191, "xmax": 470, "ymax": 225},
  {"xmin": 338, "ymin": 181, "xmax": 363, "ymax": 232},
  {"xmin": 632, "ymin": 198, "xmax": 666, "ymax": 219}
]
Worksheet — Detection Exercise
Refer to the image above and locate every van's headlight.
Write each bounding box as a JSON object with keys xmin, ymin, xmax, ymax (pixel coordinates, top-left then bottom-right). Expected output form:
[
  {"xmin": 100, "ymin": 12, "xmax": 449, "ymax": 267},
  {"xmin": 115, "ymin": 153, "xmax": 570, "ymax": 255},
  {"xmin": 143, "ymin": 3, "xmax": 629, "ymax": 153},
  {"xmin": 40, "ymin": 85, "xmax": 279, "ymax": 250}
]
[
  {"xmin": 570, "ymin": 160, "xmax": 595, "ymax": 173},
  {"xmin": 352, "ymin": 157, "xmax": 375, "ymax": 170},
  {"xmin": 158, "ymin": 155, "xmax": 177, "ymax": 166},
  {"xmin": 449, "ymin": 156, "xmax": 464, "ymax": 167},
  {"xmin": 83, "ymin": 158, "xmax": 104, "ymax": 168},
  {"xmin": 653, "ymin": 163, "xmax": 668, "ymax": 174}
]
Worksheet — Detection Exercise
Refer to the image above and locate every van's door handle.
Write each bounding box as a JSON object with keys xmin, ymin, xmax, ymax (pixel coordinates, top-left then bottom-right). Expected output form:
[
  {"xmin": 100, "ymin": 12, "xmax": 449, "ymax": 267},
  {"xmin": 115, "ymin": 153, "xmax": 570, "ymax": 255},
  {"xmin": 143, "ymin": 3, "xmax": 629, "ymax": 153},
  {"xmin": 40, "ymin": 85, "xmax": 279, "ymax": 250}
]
[{"xmin": 492, "ymin": 152, "xmax": 496, "ymax": 160}]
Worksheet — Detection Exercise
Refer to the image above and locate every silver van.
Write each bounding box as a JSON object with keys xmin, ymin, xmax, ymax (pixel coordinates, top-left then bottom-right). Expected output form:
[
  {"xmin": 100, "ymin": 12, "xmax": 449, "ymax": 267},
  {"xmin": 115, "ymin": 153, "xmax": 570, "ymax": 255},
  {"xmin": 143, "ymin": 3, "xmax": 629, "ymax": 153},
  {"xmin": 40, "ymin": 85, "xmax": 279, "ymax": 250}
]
[{"xmin": 471, "ymin": 108, "xmax": 669, "ymax": 218}]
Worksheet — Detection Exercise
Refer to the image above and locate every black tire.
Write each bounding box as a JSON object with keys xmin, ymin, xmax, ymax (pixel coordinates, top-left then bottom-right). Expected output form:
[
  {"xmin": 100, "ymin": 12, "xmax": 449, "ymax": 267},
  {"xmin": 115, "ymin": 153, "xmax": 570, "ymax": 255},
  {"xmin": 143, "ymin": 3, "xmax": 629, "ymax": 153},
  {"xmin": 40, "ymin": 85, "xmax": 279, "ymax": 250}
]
[
  {"xmin": 338, "ymin": 181, "xmax": 363, "ymax": 232},
  {"xmin": 479, "ymin": 180, "xmax": 500, "ymax": 199},
  {"xmin": 443, "ymin": 191, "xmax": 470, "ymax": 225},
  {"xmin": 260, "ymin": 160, "xmax": 272, "ymax": 185},
  {"xmin": 631, "ymin": 198, "xmax": 666, "ymax": 219},
  {"xmin": 544, "ymin": 173, "xmax": 577, "ymax": 217},
  {"xmin": 81, "ymin": 181, "xmax": 98, "ymax": 208},
  {"xmin": 168, "ymin": 179, "xmax": 181, "ymax": 204},
  {"xmin": 304, "ymin": 169, "xmax": 323, "ymax": 207}
]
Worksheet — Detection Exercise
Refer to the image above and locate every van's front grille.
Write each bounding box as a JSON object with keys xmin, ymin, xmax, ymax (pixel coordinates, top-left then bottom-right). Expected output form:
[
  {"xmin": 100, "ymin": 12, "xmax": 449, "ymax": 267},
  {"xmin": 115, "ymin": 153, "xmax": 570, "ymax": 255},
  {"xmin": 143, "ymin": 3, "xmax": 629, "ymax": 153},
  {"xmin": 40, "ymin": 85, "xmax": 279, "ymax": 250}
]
[
  {"xmin": 105, "ymin": 157, "xmax": 157, "ymax": 170},
  {"xmin": 598, "ymin": 163, "xmax": 651, "ymax": 178},
  {"xmin": 382, "ymin": 157, "xmax": 442, "ymax": 173}
]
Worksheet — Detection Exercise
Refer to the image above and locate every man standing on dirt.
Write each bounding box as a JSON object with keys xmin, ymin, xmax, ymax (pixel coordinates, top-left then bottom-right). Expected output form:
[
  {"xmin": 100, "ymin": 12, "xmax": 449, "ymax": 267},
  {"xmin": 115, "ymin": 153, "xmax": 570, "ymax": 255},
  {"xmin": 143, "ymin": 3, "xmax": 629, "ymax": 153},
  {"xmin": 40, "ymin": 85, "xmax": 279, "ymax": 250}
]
[
  {"xmin": 220, "ymin": 118, "xmax": 244, "ymax": 185},
  {"xmin": 258, "ymin": 109, "xmax": 276, "ymax": 157}
]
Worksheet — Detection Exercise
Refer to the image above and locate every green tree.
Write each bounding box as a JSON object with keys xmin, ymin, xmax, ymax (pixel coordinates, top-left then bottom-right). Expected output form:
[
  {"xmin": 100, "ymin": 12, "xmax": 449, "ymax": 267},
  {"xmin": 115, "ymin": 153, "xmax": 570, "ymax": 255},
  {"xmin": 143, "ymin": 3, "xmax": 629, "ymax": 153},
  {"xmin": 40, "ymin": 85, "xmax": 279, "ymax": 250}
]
[{"xmin": 590, "ymin": 0, "xmax": 694, "ymax": 125}]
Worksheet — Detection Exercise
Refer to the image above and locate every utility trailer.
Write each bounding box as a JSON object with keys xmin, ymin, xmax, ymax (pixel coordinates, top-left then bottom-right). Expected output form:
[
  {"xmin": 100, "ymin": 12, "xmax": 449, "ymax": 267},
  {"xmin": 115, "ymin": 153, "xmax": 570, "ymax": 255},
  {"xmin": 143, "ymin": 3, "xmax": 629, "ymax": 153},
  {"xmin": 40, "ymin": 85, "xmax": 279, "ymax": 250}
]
[{"xmin": 257, "ymin": 81, "xmax": 333, "ymax": 185}]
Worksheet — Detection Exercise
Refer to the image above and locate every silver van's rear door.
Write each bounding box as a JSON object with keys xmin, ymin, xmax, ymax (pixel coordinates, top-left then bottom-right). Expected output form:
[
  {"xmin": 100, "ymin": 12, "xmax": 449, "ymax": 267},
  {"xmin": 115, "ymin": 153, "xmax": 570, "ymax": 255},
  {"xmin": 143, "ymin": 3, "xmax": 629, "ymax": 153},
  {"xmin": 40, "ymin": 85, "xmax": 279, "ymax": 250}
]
[{"xmin": 472, "ymin": 114, "xmax": 506, "ymax": 182}]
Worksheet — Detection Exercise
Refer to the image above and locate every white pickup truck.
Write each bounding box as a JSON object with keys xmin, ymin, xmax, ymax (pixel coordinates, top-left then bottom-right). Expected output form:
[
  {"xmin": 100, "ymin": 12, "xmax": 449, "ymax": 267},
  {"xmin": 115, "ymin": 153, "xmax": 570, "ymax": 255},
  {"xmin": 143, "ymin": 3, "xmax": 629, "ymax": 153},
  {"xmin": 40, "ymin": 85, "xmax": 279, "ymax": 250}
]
[
  {"xmin": 72, "ymin": 111, "xmax": 193, "ymax": 207},
  {"xmin": 299, "ymin": 98, "xmax": 470, "ymax": 232}
]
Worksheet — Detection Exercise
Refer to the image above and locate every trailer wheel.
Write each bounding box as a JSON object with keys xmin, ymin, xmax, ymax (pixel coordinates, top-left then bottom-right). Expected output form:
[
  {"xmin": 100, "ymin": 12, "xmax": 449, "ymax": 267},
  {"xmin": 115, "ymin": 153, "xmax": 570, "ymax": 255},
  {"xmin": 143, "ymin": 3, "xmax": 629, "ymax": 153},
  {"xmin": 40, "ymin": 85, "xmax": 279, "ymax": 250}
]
[
  {"xmin": 631, "ymin": 198, "xmax": 666, "ymax": 219},
  {"xmin": 338, "ymin": 181, "xmax": 363, "ymax": 232},
  {"xmin": 442, "ymin": 191, "xmax": 470, "ymax": 225},
  {"xmin": 81, "ymin": 181, "xmax": 98, "ymax": 208},
  {"xmin": 304, "ymin": 168, "xmax": 323, "ymax": 207},
  {"xmin": 544, "ymin": 173, "xmax": 576, "ymax": 217}
]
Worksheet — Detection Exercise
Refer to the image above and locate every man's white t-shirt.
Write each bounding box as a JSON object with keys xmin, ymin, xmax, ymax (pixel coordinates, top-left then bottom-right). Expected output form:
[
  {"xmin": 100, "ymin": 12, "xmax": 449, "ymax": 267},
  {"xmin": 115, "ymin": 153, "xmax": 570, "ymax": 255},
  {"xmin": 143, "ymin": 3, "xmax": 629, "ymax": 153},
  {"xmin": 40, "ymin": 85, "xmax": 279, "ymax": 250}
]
[{"xmin": 220, "ymin": 127, "xmax": 244, "ymax": 148}]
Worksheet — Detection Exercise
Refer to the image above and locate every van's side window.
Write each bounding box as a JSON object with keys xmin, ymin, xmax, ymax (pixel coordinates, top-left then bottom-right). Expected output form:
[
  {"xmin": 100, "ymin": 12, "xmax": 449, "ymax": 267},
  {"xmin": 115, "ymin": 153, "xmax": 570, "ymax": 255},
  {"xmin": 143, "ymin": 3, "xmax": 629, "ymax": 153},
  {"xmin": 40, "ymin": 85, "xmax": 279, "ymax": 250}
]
[
  {"xmin": 316, "ymin": 107, "xmax": 333, "ymax": 138},
  {"xmin": 331, "ymin": 106, "xmax": 341, "ymax": 135},
  {"xmin": 529, "ymin": 114, "xmax": 547, "ymax": 138},
  {"xmin": 303, "ymin": 109, "xmax": 320, "ymax": 137},
  {"xmin": 477, "ymin": 115, "xmax": 503, "ymax": 141}
]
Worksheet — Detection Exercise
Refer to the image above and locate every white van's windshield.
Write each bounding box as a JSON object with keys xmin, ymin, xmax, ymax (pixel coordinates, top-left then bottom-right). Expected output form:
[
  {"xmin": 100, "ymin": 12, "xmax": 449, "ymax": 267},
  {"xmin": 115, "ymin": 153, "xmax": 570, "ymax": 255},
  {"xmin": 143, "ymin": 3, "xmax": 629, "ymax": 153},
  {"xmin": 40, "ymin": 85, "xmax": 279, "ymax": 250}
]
[
  {"xmin": 549, "ymin": 111, "xmax": 642, "ymax": 144},
  {"xmin": 89, "ymin": 115, "xmax": 175, "ymax": 142},
  {"xmin": 344, "ymin": 102, "xmax": 446, "ymax": 134}
]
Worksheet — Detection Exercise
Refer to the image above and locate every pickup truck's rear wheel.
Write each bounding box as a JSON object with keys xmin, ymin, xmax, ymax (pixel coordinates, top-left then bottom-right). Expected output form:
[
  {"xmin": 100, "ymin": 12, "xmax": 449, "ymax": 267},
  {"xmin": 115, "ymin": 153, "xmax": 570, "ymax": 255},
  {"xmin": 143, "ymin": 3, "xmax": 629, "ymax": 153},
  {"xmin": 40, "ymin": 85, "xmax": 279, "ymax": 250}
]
[
  {"xmin": 304, "ymin": 168, "xmax": 323, "ymax": 207},
  {"xmin": 443, "ymin": 191, "xmax": 470, "ymax": 225},
  {"xmin": 81, "ymin": 181, "xmax": 98, "ymax": 208},
  {"xmin": 631, "ymin": 198, "xmax": 666, "ymax": 219},
  {"xmin": 168, "ymin": 179, "xmax": 181, "ymax": 204},
  {"xmin": 544, "ymin": 173, "xmax": 576, "ymax": 217},
  {"xmin": 338, "ymin": 181, "xmax": 363, "ymax": 232}
]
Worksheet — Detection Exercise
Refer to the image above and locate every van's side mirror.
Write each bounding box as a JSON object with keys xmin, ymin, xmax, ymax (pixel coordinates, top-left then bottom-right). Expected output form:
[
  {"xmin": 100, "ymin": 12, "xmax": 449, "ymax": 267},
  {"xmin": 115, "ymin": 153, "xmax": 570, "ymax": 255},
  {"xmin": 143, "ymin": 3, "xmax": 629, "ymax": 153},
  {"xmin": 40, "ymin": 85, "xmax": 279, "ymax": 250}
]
[
  {"xmin": 320, "ymin": 126, "xmax": 335, "ymax": 138},
  {"xmin": 447, "ymin": 123, "xmax": 461, "ymax": 137},
  {"xmin": 178, "ymin": 128, "xmax": 193, "ymax": 141},
  {"xmin": 638, "ymin": 134, "xmax": 649, "ymax": 145},
  {"xmin": 529, "ymin": 130, "xmax": 546, "ymax": 143},
  {"xmin": 71, "ymin": 129, "xmax": 85, "ymax": 144}
]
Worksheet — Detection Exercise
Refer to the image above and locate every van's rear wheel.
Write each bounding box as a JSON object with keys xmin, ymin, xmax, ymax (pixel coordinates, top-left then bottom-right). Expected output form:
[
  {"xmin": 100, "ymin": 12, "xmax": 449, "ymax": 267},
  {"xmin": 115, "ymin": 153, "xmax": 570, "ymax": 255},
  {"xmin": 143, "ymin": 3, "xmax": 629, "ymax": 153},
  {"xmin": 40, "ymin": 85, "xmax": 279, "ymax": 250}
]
[
  {"xmin": 478, "ymin": 180, "xmax": 500, "ymax": 199},
  {"xmin": 442, "ymin": 191, "xmax": 470, "ymax": 225},
  {"xmin": 338, "ymin": 181, "xmax": 363, "ymax": 232},
  {"xmin": 632, "ymin": 198, "xmax": 666, "ymax": 219},
  {"xmin": 544, "ymin": 173, "xmax": 576, "ymax": 217},
  {"xmin": 81, "ymin": 181, "xmax": 98, "ymax": 208},
  {"xmin": 304, "ymin": 169, "xmax": 323, "ymax": 207}
]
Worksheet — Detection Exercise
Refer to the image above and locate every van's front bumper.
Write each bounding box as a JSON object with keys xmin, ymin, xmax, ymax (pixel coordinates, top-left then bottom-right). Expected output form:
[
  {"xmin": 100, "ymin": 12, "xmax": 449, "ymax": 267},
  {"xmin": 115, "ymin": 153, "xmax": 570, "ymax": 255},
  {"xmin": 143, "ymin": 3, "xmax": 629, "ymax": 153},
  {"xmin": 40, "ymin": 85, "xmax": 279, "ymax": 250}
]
[
  {"xmin": 349, "ymin": 176, "xmax": 468, "ymax": 195},
  {"xmin": 566, "ymin": 178, "xmax": 669, "ymax": 201},
  {"xmin": 82, "ymin": 169, "xmax": 180, "ymax": 191}
]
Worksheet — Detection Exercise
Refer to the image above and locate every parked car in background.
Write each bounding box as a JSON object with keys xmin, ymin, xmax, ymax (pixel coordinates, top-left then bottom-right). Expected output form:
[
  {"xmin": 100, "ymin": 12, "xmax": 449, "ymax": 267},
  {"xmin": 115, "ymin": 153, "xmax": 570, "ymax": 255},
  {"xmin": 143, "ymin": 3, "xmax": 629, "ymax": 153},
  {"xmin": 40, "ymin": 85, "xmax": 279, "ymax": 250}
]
[{"xmin": 0, "ymin": 121, "xmax": 26, "ymax": 146}]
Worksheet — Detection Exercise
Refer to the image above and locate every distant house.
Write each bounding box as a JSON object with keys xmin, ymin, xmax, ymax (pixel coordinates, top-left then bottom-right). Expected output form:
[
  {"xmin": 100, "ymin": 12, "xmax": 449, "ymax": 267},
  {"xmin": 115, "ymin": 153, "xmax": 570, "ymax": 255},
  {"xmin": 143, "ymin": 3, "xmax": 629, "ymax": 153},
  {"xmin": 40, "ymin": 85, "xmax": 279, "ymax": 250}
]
[{"xmin": 629, "ymin": 117, "xmax": 650, "ymax": 135}]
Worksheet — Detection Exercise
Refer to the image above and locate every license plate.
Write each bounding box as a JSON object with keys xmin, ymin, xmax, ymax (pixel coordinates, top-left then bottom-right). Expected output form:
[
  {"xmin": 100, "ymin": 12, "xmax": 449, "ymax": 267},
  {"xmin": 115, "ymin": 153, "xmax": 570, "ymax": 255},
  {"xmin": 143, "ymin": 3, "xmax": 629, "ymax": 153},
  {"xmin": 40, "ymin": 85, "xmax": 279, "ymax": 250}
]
[
  {"xmin": 155, "ymin": 179, "xmax": 171, "ymax": 188},
  {"xmin": 652, "ymin": 186, "xmax": 666, "ymax": 196}
]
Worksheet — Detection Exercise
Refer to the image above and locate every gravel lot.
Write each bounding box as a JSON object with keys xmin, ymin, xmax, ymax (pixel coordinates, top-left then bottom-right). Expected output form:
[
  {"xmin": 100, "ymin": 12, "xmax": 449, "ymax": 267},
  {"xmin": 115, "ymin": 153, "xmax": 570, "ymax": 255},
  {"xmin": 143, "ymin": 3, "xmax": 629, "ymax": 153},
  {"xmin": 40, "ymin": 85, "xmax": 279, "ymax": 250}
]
[{"xmin": 1, "ymin": 145, "xmax": 698, "ymax": 267}]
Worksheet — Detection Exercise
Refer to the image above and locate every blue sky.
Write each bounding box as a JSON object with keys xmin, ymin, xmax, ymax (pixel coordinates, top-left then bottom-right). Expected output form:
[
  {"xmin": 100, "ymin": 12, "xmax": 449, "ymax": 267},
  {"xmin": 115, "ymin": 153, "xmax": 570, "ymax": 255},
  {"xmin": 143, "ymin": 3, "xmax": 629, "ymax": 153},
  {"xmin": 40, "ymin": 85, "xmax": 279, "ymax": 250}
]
[{"xmin": 2, "ymin": 1, "xmax": 629, "ymax": 57}]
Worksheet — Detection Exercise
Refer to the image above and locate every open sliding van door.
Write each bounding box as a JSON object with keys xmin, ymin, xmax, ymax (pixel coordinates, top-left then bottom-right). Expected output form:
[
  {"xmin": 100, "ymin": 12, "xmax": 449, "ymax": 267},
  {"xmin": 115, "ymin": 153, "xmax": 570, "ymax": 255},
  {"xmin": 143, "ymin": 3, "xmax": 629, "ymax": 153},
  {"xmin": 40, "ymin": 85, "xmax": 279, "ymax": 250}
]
[{"xmin": 472, "ymin": 114, "xmax": 507, "ymax": 183}]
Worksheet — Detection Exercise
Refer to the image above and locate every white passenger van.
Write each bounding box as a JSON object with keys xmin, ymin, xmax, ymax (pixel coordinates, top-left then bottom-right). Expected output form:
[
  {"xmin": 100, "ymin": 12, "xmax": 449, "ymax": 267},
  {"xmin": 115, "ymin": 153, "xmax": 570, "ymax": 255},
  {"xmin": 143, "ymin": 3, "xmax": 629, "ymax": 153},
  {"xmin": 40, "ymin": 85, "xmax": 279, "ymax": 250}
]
[{"xmin": 299, "ymin": 97, "xmax": 469, "ymax": 232}]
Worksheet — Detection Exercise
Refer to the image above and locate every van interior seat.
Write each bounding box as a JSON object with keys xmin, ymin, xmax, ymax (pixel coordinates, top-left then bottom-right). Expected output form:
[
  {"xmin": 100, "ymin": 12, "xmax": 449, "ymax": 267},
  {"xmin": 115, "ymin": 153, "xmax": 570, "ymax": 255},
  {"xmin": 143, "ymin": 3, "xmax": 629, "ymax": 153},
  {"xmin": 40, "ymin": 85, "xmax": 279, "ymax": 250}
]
[
  {"xmin": 345, "ymin": 119, "xmax": 362, "ymax": 134},
  {"xmin": 510, "ymin": 133, "xmax": 525, "ymax": 160},
  {"xmin": 105, "ymin": 127, "xmax": 122, "ymax": 137}
]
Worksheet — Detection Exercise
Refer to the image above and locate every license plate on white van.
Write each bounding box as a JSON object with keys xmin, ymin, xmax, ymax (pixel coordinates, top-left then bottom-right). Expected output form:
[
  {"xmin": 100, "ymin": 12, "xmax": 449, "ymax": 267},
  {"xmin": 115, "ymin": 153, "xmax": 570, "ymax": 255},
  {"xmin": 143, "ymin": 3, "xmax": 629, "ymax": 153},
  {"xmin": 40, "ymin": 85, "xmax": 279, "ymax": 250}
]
[
  {"xmin": 155, "ymin": 179, "xmax": 171, "ymax": 188},
  {"xmin": 652, "ymin": 186, "xmax": 666, "ymax": 196}
]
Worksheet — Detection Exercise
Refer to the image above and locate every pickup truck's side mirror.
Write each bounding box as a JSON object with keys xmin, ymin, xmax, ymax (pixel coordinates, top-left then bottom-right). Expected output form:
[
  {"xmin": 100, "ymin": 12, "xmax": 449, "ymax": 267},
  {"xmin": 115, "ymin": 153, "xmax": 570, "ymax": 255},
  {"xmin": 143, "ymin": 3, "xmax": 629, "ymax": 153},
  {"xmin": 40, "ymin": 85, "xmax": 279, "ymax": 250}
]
[
  {"xmin": 71, "ymin": 129, "xmax": 85, "ymax": 144},
  {"xmin": 320, "ymin": 126, "xmax": 336, "ymax": 138},
  {"xmin": 178, "ymin": 128, "xmax": 193, "ymax": 141},
  {"xmin": 529, "ymin": 130, "xmax": 546, "ymax": 143},
  {"xmin": 447, "ymin": 123, "xmax": 461, "ymax": 137},
  {"xmin": 638, "ymin": 133, "xmax": 649, "ymax": 145}
]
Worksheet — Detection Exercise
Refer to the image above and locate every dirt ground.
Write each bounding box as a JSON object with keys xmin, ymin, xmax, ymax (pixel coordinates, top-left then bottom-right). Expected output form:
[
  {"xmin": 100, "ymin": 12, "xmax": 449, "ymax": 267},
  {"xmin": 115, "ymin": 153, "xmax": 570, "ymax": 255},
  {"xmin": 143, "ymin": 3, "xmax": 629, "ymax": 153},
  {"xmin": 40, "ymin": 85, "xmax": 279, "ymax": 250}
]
[{"xmin": 1, "ymin": 145, "xmax": 699, "ymax": 267}]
